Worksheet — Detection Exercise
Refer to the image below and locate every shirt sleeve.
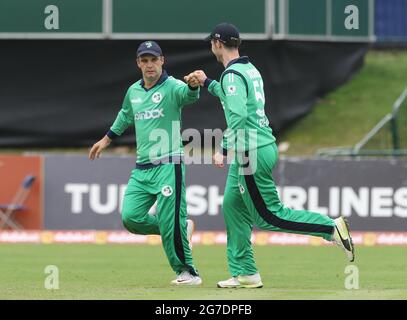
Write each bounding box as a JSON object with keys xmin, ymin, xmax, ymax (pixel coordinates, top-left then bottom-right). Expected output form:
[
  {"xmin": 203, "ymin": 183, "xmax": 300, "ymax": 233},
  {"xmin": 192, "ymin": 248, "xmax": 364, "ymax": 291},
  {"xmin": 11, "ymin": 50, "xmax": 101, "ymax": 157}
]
[
  {"xmin": 220, "ymin": 72, "xmax": 248, "ymax": 152},
  {"xmin": 173, "ymin": 79, "xmax": 200, "ymax": 107},
  {"xmin": 206, "ymin": 79, "xmax": 223, "ymax": 98},
  {"xmin": 109, "ymin": 88, "xmax": 134, "ymax": 138}
]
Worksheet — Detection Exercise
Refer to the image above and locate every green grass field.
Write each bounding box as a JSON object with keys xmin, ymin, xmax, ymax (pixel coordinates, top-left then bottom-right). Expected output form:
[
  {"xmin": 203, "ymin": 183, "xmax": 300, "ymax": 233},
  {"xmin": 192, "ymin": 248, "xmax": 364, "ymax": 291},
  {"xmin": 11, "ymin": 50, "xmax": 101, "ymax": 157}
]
[{"xmin": 1, "ymin": 244, "xmax": 406, "ymax": 300}]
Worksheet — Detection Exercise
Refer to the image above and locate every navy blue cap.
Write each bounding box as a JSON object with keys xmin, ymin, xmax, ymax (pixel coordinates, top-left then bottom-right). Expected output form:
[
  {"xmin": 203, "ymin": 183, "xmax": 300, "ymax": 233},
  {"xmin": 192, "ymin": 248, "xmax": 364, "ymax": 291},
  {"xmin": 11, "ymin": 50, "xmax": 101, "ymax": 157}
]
[
  {"xmin": 204, "ymin": 23, "xmax": 241, "ymax": 45},
  {"xmin": 137, "ymin": 41, "xmax": 163, "ymax": 57}
]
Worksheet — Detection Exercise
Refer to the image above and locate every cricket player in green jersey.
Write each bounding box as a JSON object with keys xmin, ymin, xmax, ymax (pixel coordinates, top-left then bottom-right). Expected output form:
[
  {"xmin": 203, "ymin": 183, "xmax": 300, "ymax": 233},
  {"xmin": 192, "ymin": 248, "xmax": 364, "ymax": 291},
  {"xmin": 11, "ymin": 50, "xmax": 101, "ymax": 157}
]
[
  {"xmin": 89, "ymin": 41, "xmax": 202, "ymax": 285},
  {"xmin": 185, "ymin": 23, "xmax": 355, "ymax": 288}
]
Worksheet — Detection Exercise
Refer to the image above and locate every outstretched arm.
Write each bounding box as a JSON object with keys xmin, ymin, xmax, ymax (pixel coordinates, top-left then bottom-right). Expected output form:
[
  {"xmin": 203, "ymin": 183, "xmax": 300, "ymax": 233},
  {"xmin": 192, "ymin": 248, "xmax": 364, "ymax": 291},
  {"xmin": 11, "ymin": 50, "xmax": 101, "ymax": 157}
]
[
  {"xmin": 184, "ymin": 70, "xmax": 222, "ymax": 97},
  {"xmin": 173, "ymin": 78, "xmax": 200, "ymax": 107}
]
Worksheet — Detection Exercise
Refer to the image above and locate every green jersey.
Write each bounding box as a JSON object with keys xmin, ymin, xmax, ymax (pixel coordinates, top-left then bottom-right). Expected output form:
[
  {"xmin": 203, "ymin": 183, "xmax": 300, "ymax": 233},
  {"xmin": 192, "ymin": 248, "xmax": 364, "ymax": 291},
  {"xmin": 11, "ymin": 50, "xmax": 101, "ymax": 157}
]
[
  {"xmin": 108, "ymin": 71, "xmax": 199, "ymax": 164},
  {"xmin": 206, "ymin": 56, "xmax": 275, "ymax": 154}
]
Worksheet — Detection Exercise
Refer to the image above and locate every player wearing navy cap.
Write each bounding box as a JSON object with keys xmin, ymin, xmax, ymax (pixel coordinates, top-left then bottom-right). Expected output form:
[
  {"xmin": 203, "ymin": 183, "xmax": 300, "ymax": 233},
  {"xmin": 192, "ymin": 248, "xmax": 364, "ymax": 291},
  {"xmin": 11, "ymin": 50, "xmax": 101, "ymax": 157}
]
[
  {"xmin": 90, "ymin": 41, "xmax": 202, "ymax": 285},
  {"xmin": 185, "ymin": 23, "xmax": 355, "ymax": 288}
]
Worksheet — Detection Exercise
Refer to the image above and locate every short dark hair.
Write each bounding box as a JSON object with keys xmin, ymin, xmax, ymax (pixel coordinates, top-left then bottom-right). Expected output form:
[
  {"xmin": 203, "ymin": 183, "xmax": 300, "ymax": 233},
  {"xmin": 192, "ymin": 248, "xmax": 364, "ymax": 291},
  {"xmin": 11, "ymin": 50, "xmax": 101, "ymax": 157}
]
[{"xmin": 224, "ymin": 37, "xmax": 242, "ymax": 49}]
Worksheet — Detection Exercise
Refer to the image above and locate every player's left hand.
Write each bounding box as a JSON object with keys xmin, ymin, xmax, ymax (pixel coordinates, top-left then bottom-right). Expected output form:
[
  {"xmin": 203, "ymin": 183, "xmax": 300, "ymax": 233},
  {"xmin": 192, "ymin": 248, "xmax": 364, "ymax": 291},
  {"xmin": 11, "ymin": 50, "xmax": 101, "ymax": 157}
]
[
  {"xmin": 213, "ymin": 151, "xmax": 225, "ymax": 168},
  {"xmin": 89, "ymin": 135, "xmax": 111, "ymax": 160}
]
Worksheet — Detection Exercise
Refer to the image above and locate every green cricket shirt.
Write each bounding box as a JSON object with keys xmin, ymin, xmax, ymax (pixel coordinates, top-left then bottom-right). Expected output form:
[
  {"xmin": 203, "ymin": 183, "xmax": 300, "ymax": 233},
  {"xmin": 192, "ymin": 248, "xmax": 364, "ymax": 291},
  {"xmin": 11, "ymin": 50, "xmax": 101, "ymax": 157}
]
[
  {"xmin": 108, "ymin": 70, "xmax": 199, "ymax": 164},
  {"xmin": 206, "ymin": 56, "xmax": 275, "ymax": 154}
]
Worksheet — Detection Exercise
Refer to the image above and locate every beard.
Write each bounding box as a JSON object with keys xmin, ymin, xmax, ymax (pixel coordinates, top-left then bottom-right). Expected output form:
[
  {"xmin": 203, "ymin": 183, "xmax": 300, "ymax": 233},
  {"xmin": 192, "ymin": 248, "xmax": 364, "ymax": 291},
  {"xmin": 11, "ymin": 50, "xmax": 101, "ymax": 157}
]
[{"xmin": 144, "ymin": 70, "xmax": 160, "ymax": 83}]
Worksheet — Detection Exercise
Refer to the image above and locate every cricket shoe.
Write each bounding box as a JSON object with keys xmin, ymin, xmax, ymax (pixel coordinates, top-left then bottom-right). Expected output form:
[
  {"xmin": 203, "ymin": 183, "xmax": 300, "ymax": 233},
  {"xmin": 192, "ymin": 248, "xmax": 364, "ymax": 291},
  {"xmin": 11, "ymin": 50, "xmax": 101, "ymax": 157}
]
[
  {"xmin": 186, "ymin": 219, "xmax": 194, "ymax": 251},
  {"xmin": 171, "ymin": 271, "xmax": 202, "ymax": 286},
  {"xmin": 217, "ymin": 273, "xmax": 263, "ymax": 288},
  {"xmin": 332, "ymin": 217, "xmax": 355, "ymax": 262}
]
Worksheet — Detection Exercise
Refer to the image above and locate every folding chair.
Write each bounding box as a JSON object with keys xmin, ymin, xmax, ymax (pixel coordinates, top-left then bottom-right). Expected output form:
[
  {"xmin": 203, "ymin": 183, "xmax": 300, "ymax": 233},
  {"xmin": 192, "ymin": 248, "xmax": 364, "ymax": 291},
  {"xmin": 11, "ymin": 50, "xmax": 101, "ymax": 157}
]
[{"xmin": 0, "ymin": 174, "xmax": 36, "ymax": 230}]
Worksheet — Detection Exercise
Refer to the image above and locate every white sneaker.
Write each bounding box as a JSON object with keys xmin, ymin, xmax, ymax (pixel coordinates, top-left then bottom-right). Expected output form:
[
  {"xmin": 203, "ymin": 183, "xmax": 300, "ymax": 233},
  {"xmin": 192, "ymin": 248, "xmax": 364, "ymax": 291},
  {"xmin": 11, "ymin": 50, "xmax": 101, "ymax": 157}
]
[
  {"xmin": 332, "ymin": 217, "xmax": 355, "ymax": 262},
  {"xmin": 217, "ymin": 273, "xmax": 263, "ymax": 288},
  {"xmin": 171, "ymin": 271, "xmax": 202, "ymax": 286},
  {"xmin": 186, "ymin": 219, "xmax": 194, "ymax": 251}
]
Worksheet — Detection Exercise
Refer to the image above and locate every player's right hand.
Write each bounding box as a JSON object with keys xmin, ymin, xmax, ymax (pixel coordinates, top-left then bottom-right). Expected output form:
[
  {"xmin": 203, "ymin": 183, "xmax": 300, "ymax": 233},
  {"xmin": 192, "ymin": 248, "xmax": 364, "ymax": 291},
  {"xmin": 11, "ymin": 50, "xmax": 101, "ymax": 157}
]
[
  {"xmin": 184, "ymin": 70, "xmax": 207, "ymax": 87},
  {"xmin": 184, "ymin": 74, "xmax": 200, "ymax": 88},
  {"xmin": 89, "ymin": 136, "xmax": 111, "ymax": 160},
  {"xmin": 192, "ymin": 70, "xmax": 207, "ymax": 86}
]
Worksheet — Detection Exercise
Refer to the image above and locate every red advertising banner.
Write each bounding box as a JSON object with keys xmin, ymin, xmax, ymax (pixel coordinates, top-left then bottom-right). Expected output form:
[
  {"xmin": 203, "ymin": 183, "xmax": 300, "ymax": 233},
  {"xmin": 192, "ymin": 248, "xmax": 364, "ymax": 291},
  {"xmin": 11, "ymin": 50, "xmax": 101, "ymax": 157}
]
[{"xmin": 0, "ymin": 155, "xmax": 43, "ymax": 229}]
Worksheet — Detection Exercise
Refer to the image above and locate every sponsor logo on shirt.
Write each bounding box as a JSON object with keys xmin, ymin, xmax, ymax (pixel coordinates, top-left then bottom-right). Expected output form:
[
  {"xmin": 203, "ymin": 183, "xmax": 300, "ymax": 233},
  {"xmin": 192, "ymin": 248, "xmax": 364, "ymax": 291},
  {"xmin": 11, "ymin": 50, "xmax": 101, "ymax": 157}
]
[
  {"xmin": 131, "ymin": 98, "xmax": 142, "ymax": 104},
  {"xmin": 226, "ymin": 85, "xmax": 237, "ymax": 96},
  {"xmin": 152, "ymin": 92, "xmax": 163, "ymax": 103},
  {"xmin": 134, "ymin": 108, "xmax": 164, "ymax": 121}
]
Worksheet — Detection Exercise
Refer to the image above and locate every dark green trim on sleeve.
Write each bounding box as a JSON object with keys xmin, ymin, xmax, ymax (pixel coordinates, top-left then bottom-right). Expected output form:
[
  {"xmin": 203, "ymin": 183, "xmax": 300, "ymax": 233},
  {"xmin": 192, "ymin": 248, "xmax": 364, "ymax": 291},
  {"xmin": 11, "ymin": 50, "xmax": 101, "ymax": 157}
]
[
  {"xmin": 221, "ymin": 147, "xmax": 228, "ymax": 156},
  {"xmin": 204, "ymin": 78, "xmax": 214, "ymax": 88},
  {"xmin": 107, "ymin": 130, "xmax": 119, "ymax": 139}
]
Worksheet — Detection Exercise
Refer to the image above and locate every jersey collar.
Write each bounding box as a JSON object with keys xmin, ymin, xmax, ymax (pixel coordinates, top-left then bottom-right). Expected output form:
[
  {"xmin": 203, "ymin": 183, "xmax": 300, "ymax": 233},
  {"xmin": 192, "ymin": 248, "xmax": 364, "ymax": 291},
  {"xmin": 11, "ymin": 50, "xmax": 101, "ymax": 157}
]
[
  {"xmin": 140, "ymin": 70, "xmax": 169, "ymax": 91},
  {"xmin": 226, "ymin": 56, "xmax": 249, "ymax": 68}
]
